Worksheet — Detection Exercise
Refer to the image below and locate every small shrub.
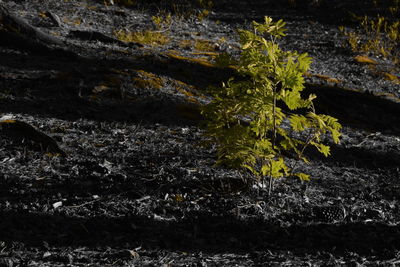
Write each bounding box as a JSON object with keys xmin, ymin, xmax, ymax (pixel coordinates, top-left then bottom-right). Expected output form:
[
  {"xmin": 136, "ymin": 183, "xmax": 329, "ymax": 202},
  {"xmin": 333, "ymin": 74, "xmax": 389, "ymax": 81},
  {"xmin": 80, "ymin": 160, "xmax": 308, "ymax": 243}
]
[
  {"xmin": 152, "ymin": 12, "xmax": 172, "ymax": 30},
  {"xmin": 202, "ymin": 17, "xmax": 341, "ymax": 194},
  {"xmin": 340, "ymin": 0, "xmax": 400, "ymax": 65}
]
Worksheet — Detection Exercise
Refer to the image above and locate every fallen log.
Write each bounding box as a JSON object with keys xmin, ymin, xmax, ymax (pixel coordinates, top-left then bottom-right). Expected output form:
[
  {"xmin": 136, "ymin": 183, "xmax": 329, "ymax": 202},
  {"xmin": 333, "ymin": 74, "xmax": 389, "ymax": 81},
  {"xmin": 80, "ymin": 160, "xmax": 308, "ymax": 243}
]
[{"xmin": 0, "ymin": 2, "xmax": 78, "ymax": 58}]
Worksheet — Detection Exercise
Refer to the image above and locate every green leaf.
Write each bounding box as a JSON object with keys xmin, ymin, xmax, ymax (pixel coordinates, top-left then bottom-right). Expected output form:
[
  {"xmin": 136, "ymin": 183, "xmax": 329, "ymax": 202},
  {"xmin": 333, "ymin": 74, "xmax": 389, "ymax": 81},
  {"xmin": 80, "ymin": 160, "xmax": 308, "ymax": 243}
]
[
  {"xmin": 294, "ymin": 172, "xmax": 310, "ymax": 181},
  {"xmin": 289, "ymin": 114, "xmax": 308, "ymax": 131},
  {"xmin": 269, "ymin": 157, "xmax": 288, "ymax": 178},
  {"xmin": 261, "ymin": 164, "xmax": 270, "ymax": 176},
  {"xmin": 311, "ymin": 142, "xmax": 331, "ymax": 157},
  {"xmin": 243, "ymin": 164, "xmax": 258, "ymax": 175},
  {"xmin": 242, "ymin": 41, "xmax": 252, "ymax": 50}
]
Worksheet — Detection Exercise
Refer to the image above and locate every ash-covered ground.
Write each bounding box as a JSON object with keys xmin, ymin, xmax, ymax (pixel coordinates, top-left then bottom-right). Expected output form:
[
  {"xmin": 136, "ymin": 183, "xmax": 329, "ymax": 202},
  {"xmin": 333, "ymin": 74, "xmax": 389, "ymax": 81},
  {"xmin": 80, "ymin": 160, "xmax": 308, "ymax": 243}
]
[{"xmin": 0, "ymin": 0, "xmax": 400, "ymax": 266}]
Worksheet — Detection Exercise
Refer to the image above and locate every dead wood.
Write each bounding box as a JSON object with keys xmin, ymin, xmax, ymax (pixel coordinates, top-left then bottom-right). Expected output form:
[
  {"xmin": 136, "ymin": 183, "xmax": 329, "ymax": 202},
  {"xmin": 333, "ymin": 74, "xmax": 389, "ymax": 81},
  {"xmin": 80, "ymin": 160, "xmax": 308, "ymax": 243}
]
[
  {"xmin": 0, "ymin": 2, "xmax": 79, "ymax": 58},
  {"xmin": 0, "ymin": 119, "xmax": 67, "ymax": 156},
  {"xmin": 68, "ymin": 29, "xmax": 142, "ymax": 48},
  {"xmin": 44, "ymin": 10, "xmax": 62, "ymax": 28},
  {"xmin": 0, "ymin": 2, "xmax": 63, "ymax": 46}
]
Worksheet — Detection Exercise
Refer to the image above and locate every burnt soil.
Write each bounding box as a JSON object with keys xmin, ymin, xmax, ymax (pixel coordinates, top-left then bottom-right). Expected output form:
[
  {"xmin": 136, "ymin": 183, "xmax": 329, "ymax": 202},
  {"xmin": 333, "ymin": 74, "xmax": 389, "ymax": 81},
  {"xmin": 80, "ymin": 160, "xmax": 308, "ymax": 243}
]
[{"xmin": 0, "ymin": 0, "xmax": 400, "ymax": 266}]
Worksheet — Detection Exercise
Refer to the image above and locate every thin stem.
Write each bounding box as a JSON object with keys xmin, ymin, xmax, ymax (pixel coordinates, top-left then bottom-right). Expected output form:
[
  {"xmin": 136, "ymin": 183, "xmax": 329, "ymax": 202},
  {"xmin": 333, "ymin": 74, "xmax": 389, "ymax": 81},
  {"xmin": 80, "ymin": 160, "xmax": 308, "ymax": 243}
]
[
  {"xmin": 288, "ymin": 129, "xmax": 319, "ymax": 179},
  {"xmin": 268, "ymin": 82, "xmax": 279, "ymax": 196}
]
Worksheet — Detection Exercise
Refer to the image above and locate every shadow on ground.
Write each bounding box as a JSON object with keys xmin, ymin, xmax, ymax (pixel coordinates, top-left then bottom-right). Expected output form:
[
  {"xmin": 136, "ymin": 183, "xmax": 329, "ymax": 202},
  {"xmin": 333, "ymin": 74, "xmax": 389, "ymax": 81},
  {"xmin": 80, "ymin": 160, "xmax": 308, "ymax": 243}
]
[
  {"xmin": 306, "ymin": 143, "xmax": 400, "ymax": 169},
  {"xmin": 2, "ymin": 48, "xmax": 400, "ymax": 134},
  {"xmin": 1, "ymin": 210, "xmax": 399, "ymax": 256},
  {"xmin": 0, "ymin": 48, "xmax": 231, "ymax": 126},
  {"xmin": 304, "ymin": 83, "xmax": 400, "ymax": 136}
]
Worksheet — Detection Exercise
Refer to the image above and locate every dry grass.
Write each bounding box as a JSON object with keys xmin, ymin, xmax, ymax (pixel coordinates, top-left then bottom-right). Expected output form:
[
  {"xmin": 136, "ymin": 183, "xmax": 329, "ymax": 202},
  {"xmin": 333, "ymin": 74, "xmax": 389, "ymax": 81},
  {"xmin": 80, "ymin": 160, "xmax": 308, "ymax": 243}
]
[{"xmin": 114, "ymin": 29, "xmax": 170, "ymax": 47}]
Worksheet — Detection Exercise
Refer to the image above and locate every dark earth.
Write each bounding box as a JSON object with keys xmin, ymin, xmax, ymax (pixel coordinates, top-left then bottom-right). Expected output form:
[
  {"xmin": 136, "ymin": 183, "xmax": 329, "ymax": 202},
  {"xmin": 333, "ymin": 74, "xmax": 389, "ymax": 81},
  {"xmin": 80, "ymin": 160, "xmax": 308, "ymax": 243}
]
[{"xmin": 0, "ymin": 0, "xmax": 400, "ymax": 266}]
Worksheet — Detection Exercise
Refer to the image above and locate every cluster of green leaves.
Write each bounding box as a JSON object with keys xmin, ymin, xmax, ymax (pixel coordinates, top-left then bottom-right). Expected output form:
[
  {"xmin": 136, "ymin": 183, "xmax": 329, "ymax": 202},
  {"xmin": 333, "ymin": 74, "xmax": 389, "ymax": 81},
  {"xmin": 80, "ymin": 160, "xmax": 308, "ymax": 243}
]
[
  {"xmin": 202, "ymin": 17, "xmax": 341, "ymax": 192},
  {"xmin": 340, "ymin": 0, "xmax": 400, "ymax": 65}
]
